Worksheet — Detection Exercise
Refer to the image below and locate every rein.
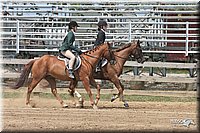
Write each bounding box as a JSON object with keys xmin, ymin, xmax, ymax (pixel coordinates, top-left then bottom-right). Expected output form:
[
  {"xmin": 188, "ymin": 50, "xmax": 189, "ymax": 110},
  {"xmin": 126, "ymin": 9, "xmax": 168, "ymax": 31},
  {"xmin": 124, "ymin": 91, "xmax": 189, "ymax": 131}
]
[
  {"xmin": 80, "ymin": 43, "xmax": 113, "ymax": 67},
  {"xmin": 112, "ymin": 47, "xmax": 139, "ymax": 61},
  {"xmin": 80, "ymin": 55, "xmax": 94, "ymax": 69},
  {"xmin": 83, "ymin": 53, "xmax": 100, "ymax": 59},
  {"xmin": 83, "ymin": 43, "xmax": 113, "ymax": 60},
  {"xmin": 112, "ymin": 53, "xmax": 128, "ymax": 60},
  {"xmin": 79, "ymin": 50, "xmax": 107, "ymax": 69}
]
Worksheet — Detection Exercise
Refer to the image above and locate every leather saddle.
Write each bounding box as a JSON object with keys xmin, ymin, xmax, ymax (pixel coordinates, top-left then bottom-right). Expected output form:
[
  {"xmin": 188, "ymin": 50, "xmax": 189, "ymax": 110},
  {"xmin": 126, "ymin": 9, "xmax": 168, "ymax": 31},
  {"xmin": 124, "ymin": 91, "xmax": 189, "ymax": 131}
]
[{"xmin": 57, "ymin": 53, "xmax": 81, "ymax": 71}]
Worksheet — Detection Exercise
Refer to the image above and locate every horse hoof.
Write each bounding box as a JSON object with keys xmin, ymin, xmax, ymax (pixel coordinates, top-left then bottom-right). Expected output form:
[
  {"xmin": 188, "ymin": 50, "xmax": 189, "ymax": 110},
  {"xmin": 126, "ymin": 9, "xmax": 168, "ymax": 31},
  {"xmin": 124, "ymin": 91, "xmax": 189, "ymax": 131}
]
[
  {"xmin": 94, "ymin": 99, "xmax": 99, "ymax": 105},
  {"xmin": 93, "ymin": 105, "xmax": 98, "ymax": 110},
  {"xmin": 72, "ymin": 102, "xmax": 76, "ymax": 105},
  {"xmin": 76, "ymin": 103, "xmax": 83, "ymax": 108},
  {"xmin": 62, "ymin": 104, "xmax": 68, "ymax": 108},
  {"xmin": 124, "ymin": 103, "xmax": 129, "ymax": 108},
  {"xmin": 27, "ymin": 103, "xmax": 36, "ymax": 108},
  {"xmin": 77, "ymin": 105, "xmax": 83, "ymax": 108},
  {"xmin": 111, "ymin": 96, "xmax": 116, "ymax": 102},
  {"xmin": 26, "ymin": 104, "xmax": 32, "ymax": 108},
  {"xmin": 68, "ymin": 90, "xmax": 74, "ymax": 96}
]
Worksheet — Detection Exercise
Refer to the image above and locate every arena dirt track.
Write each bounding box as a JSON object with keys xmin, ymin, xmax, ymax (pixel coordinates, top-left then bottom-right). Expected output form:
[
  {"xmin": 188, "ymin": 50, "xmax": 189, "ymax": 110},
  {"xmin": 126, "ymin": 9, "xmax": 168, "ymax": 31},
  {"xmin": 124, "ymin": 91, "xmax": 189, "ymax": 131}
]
[{"xmin": 2, "ymin": 89, "xmax": 198, "ymax": 132}]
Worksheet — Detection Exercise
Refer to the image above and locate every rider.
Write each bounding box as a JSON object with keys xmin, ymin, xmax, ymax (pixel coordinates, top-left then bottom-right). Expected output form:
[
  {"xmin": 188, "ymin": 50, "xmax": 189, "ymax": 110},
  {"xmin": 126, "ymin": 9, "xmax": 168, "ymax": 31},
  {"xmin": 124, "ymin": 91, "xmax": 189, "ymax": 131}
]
[
  {"xmin": 59, "ymin": 21, "xmax": 82, "ymax": 79},
  {"xmin": 94, "ymin": 20, "xmax": 108, "ymax": 72}
]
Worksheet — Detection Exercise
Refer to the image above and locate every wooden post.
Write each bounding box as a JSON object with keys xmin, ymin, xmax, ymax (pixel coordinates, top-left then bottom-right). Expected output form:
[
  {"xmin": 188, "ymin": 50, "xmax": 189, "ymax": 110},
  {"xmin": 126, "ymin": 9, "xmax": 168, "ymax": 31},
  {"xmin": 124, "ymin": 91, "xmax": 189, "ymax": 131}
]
[
  {"xmin": 149, "ymin": 54, "xmax": 154, "ymax": 76},
  {"xmin": 133, "ymin": 66, "xmax": 139, "ymax": 75}
]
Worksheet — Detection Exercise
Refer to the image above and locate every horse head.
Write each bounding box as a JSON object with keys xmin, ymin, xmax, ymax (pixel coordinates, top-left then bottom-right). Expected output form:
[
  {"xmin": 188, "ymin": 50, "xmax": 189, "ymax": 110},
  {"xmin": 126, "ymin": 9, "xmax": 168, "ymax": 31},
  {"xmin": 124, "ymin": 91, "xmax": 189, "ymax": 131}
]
[{"xmin": 130, "ymin": 40, "xmax": 146, "ymax": 64}]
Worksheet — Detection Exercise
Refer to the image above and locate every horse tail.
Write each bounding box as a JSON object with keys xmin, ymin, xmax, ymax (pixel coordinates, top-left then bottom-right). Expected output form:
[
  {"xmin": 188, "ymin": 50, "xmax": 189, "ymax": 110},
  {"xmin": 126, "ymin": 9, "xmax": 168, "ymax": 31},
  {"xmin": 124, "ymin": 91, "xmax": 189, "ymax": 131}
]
[{"xmin": 12, "ymin": 59, "xmax": 36, "ymax": 89}]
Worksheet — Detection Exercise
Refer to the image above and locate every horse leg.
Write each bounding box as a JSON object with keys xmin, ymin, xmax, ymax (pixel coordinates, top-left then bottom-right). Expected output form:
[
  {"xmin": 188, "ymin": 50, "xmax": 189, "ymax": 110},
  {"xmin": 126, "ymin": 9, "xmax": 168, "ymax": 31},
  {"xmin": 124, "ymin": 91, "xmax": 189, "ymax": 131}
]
[
  {"xmin": 68, "ymin": 80, "xmax": 84, "ymax": 108},
  {"xmin": 82, "ymin": 78, "xmax": 97, "ymax": 109},
  {"xmin": 26, "ymin": 77, "xmax": 42, "ymax": 107},
  {"xmin": 110, "ymin": 76, "xmax": 129, "ymax": 107},
  {"xmin": 95, "ymin": 84, "xmax": 101, "ymax": 105},
  {"xmin": 110, "ymin": 76, "xmax": 121, "ymax": 101},
  {"xmin": 89, "ymin": 78, "xmax": 100, "ymax": 106},
  {"xmin": 45, "ymin": 76, "xmax": 68, "ymax": 108},
  {"xmin": 74, "ymin": 90, "xmax": 84, "ymax": 108}
]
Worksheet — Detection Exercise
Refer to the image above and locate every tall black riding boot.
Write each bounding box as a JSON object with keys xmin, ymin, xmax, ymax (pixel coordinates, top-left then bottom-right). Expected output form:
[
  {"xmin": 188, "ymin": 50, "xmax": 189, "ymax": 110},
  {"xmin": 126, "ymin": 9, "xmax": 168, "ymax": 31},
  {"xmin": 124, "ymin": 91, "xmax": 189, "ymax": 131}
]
[
  {"xmin": 96, "ymin": 61, "xmax": 101, "ymax": 72},
  {"xmin": 68, "ymin": 69, "xmax": 75, "ymax": 79}
]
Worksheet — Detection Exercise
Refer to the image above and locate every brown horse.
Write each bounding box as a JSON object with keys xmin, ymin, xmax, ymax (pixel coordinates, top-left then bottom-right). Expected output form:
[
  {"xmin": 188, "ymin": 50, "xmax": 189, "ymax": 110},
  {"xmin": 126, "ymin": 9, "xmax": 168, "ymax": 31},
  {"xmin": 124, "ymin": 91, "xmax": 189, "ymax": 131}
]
[
  {"xmin": 13, "ymin": 43, "xmax": 112, "ymax": 109},
  {"xmin": 70, "ymin": 40, "xmax": 145, "ymax": 107}
]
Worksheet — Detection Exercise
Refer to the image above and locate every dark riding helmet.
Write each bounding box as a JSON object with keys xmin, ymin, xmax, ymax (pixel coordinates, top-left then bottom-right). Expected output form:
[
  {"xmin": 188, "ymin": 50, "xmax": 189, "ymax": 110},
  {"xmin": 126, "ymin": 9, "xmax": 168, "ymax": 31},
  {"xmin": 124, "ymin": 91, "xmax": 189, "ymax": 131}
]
[
  {"xmin": 68, "ymin": 21, "xmax": 79, "ymax": 29},
  {"xmin": 97, "ymin": 20, "xmax": 107, "ymax": 27}
]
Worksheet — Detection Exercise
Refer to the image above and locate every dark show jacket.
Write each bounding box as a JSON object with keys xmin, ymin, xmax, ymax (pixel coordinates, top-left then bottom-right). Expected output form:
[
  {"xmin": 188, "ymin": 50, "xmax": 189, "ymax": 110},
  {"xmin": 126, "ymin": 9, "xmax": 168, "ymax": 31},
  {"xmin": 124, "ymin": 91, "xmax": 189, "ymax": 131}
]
[
  {"xmin": 59, "ymin": 31, "xmax": 81, "ymax": 53},
  {"xmin": 94, "ymin": 29, "xmax": 106, "ymax": 46}
]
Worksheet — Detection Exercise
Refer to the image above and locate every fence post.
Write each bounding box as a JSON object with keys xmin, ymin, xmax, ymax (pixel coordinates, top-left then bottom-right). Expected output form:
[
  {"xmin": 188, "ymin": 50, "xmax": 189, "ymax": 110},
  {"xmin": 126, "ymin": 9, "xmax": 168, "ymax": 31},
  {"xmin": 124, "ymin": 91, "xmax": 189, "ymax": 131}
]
[
  {"xmin": 185, "ymin": 21, "xmax": 189, "ymax": 56},
  {"xmin": 129, "ymin": 21, "xmax": 138, "ymax": 76},
  {"xmin": 133, "ymin": 67, "xmax": 139, "ymax": 75},
  {"xmin": 128, "ymin": 21, "xmax": 131, "ymax": 42},
  {"xmin": 16, "ymin": 20, "xmax": 20, "ymax": 54}
]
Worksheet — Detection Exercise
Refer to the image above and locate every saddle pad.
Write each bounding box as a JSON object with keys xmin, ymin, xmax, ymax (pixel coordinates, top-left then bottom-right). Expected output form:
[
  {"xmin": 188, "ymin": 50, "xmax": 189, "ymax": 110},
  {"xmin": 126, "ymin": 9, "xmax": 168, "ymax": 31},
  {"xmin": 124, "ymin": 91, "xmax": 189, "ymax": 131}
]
[{"xmin": 57, "ymin": 56, "xmax": 81, "ymax": 71}]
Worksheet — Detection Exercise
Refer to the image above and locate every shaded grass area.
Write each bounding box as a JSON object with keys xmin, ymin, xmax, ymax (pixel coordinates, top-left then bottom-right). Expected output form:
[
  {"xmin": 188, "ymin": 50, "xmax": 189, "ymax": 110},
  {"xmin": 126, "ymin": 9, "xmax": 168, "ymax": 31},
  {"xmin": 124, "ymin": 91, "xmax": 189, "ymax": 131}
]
[{"xmin": 2, "ymin": 92, "xmax": 196, "ymax": 102}]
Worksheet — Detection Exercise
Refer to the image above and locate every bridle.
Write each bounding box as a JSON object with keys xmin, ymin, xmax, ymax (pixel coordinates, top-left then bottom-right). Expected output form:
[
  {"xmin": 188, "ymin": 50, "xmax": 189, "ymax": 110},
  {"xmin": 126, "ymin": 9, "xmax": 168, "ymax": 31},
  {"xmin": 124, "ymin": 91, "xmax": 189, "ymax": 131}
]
[
  {"xmin": 111, "ymin": 48, "xmax": 141, "ymax": 61},
  {"xmin": 112, "ymin": 53, "xmax": 128, "ymax": 60}
]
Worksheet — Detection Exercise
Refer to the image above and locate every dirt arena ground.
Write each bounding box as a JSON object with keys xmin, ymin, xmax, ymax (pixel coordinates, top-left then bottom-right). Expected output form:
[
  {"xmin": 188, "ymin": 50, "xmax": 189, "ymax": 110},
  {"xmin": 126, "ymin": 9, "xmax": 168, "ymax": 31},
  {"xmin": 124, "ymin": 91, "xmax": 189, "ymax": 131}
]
[{"xmin": 2, "ymin": 88, "xmax": 199, "ymax": 132}]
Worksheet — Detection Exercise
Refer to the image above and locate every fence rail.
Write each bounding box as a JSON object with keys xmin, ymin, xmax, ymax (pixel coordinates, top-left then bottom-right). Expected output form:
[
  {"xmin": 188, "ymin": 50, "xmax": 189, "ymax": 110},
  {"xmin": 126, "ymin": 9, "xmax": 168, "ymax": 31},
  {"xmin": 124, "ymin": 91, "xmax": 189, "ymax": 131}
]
[
  {"xmin": 1, "ymin": 20, "xmax": 199, "ymax": 54},
  {"xmin": 1, "ymin": 58, "xmax": 197, "ymax": 67},
  {"xmin": 119, "ymin": 75, "xmax": 197, "ymax": 83},
  {"xmin": 1, "ymin": 1, "xmax": 199, "ymax": 63},
  {"xmin": 1, "ymin": 59, "xmax": 198, "ymax": 84}
]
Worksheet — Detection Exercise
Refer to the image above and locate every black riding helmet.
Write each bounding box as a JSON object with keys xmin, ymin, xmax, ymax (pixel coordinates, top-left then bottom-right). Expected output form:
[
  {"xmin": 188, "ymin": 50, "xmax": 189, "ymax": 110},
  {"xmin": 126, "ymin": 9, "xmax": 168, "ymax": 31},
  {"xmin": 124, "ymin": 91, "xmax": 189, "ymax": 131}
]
[
  {"xmin": 97, "ymin": 20, "xmax": 107, "ymax": 27},
  {"xmin": 68, "ymin": 21, "xmax": 79, "ymax": 29}
]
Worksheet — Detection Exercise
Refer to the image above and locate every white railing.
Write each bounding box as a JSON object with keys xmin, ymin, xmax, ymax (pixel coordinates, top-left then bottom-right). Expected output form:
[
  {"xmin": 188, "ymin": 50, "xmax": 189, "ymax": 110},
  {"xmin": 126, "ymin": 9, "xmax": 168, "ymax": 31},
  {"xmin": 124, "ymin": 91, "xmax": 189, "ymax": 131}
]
[
  {"xmin": 1, "ymin": 1, "xmax": 199, "ymax": 56},
  {"xmin": 1, "ymin": 20, "xmax": 199, "ymax": 55}
]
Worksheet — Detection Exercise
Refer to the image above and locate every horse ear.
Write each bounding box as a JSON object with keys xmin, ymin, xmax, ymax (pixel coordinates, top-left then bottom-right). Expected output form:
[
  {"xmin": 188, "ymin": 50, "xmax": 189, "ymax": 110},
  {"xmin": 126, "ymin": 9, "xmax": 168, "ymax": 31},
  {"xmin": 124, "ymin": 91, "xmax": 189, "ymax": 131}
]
[
  {"xmin": 137, "ymin": 40, "xmax": 141, "ymax": 47},
  {"xmin": 107, "ymin": 41, "xmax": 112, "ymax": 48}
]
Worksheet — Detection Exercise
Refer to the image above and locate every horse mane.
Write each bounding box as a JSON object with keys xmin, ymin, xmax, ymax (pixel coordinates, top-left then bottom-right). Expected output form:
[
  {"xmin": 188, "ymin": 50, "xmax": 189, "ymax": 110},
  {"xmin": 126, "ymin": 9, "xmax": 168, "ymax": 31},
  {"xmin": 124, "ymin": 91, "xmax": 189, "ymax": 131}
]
[
  {"xmin": 84, "ymin": 43, "xmax": 105, "ymax": 54},
  {"xmin": 114, "ymin": 43, "xmax": 131, "ymax": 52}
]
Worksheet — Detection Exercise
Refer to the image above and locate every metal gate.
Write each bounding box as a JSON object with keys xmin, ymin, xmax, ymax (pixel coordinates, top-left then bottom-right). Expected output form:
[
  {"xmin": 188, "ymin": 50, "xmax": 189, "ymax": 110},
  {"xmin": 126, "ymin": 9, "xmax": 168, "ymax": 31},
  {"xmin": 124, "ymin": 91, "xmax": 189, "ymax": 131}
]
[{"xmin": 1, "ymin": 0, "xmax": 199, "ymax": 60}]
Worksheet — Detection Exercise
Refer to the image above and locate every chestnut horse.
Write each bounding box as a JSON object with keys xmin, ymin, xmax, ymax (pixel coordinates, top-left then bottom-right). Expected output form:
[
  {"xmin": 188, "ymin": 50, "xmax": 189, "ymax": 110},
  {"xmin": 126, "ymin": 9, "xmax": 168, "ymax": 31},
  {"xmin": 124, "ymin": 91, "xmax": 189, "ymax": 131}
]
[
  {"xmin": 70, "ymin": 40, "xmax": 145, "ymax": 107},
  {"xmin": 13, "ymin": 43, "xmax": 112, "ymax": 109}
]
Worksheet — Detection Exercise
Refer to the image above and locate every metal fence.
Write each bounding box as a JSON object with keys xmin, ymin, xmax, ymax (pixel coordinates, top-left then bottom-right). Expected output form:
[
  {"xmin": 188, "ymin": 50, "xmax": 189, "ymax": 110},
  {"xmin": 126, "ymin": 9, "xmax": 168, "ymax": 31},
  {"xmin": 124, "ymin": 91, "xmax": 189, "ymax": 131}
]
[{"xmin": 1, "ymin": 0, "xmax": 199, "ymax": 57}]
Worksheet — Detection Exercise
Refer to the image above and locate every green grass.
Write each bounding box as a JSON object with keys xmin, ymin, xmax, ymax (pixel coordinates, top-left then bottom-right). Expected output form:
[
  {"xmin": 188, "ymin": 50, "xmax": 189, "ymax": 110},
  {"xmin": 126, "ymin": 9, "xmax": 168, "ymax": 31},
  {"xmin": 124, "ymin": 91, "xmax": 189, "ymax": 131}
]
[
  {"xmin": 125, "ymin": 95, "xmax": 196, "ymax": 102},
  {"xmin": 2, "ymin": 92, "xmax": 196, "ymax": 102},
  {"xmin": 2, "ymin": 92, "xmax": 23, "ymax": 98}
]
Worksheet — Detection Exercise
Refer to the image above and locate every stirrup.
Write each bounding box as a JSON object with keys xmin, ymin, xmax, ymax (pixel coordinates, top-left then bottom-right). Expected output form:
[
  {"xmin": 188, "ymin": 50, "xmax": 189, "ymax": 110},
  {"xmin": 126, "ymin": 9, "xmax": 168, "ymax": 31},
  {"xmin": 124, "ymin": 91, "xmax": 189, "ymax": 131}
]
[
  {"xmin": 95, "ymin": 67, "xmax": 101, "ymax": 72},
  {"xmin": 68, "ymin": 70, "xmax": 75, "ymax": 79},
  {"xmin": 69, "ymin": 73, "xmax": 75, "ymax": 79}
]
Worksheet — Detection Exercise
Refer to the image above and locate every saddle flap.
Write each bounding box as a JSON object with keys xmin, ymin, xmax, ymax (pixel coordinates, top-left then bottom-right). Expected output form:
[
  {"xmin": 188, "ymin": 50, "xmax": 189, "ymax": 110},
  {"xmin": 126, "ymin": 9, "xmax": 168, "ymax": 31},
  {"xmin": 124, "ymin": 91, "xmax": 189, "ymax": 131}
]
[{"xmin": 57, "ymin": 56, "xmax": 81, "ymax": 71}]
